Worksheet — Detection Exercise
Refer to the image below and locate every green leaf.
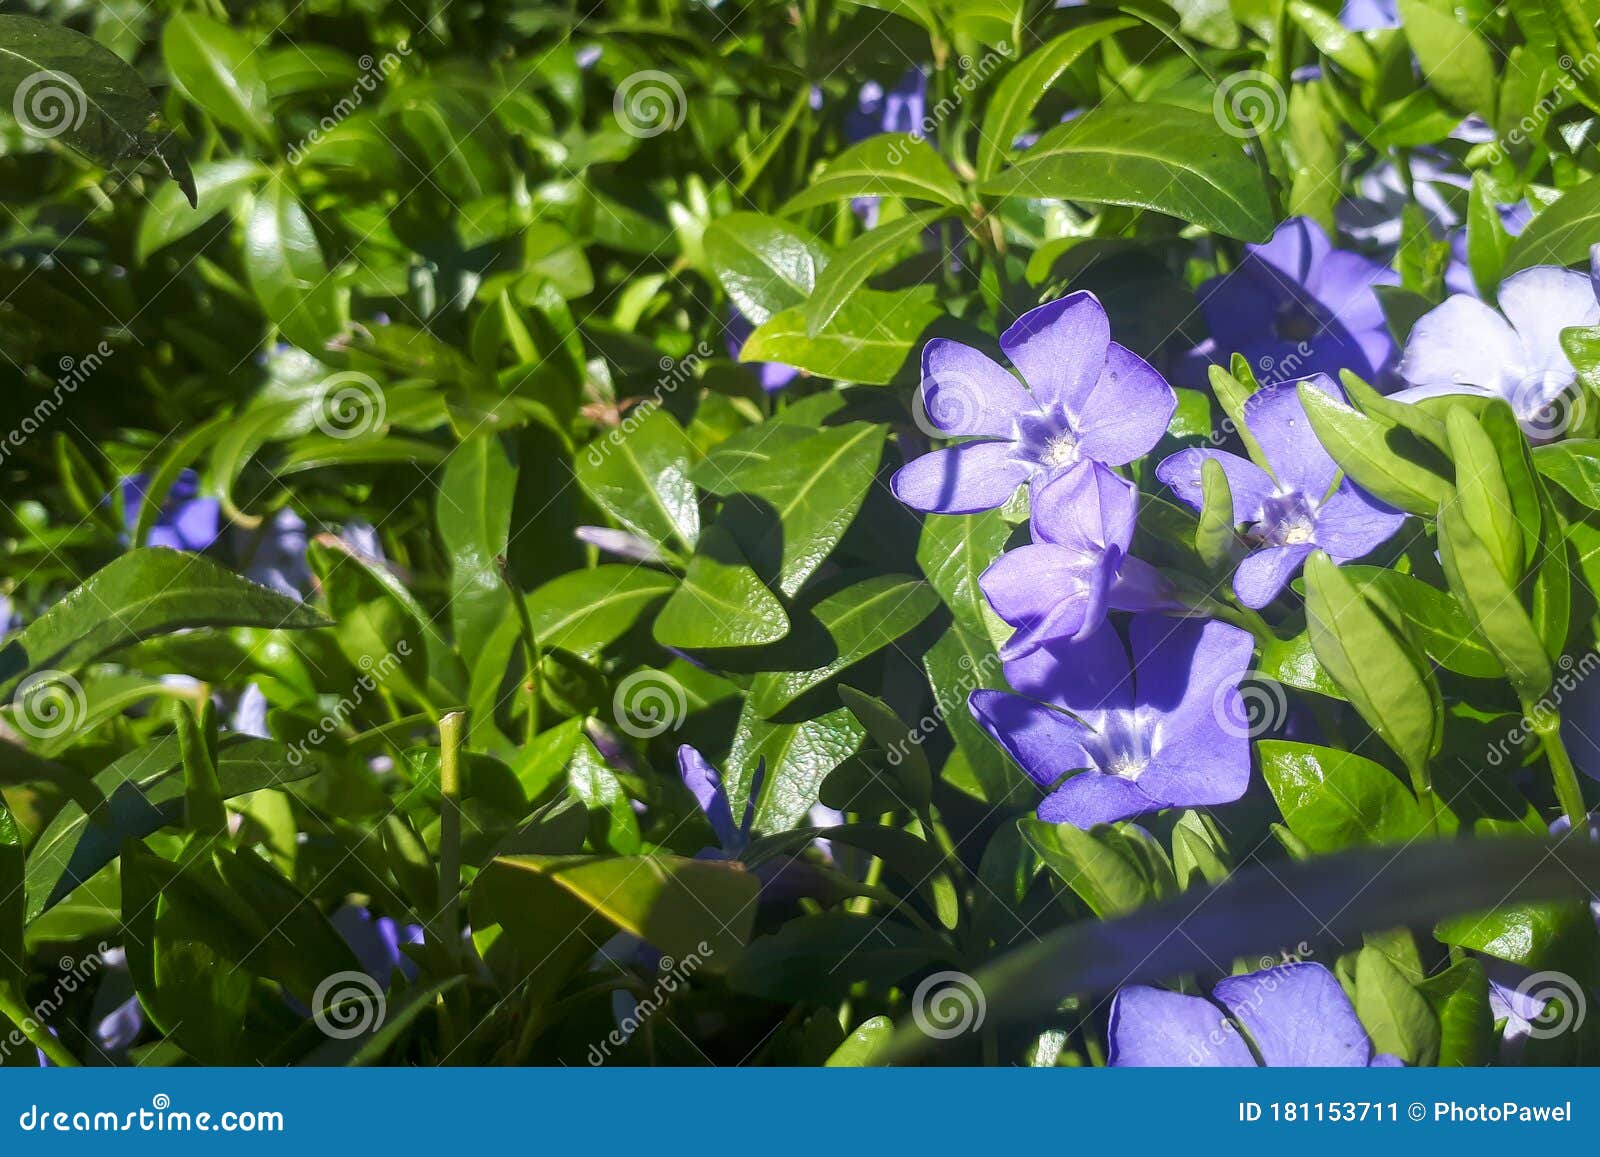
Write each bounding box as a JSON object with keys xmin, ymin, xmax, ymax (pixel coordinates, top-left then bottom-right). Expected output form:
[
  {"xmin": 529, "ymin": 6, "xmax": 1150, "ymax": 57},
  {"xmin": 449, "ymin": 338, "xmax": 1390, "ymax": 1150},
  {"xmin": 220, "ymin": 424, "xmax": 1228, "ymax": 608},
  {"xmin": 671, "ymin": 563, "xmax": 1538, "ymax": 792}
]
[
  {"xmin": 1397, "ymin": 0, "xmax": 1496, "ymax": 118},
  {"xmin": 1535, "ymin": 439, "xmax": 1600, "ymax": 508},
  {"xmin": 1342, "ymin": 567, "xmax": 1504, "ymax": 678},
  {"xmin": 1506, "ymin": 178, "xmax": 1600, "ymax": 272},
  {"xmin": 924, "ymin": 622, "xmax": 1020, "ymax": 805},
  {"xmin": 1437, "ymin": 496, "xmax": 1553, "ymax": 700},
  {"xmin": 1303, "ymin": 552, "xmax": 1442, "ymax": 775},
  {"xmin": 728, "ymin": 911, "xmax": 951, "ymax": 1001},
  {"xmin": 1195, "ymin": 456, "xmax": 1236, "ymax": 570},
  {"xmin": 438, "ymin": 431, "xmax": 516, "ymax": 659},
  {"xmin": 749, "ymin": 576, "xmax": 939, "ymax": 717},
  {"xmin": 1355, "ymin": 945, "xmax": 1441, "ymax": 1065},
  {"xmin": 163, "ymin": 13, "xmax": 275, "ymax": 144},
  {"xmin": 177, "ymin": 700, "xmax": 226, "ymax": 837},
  {"xmin": 804, "ymin": 207, "xmax": 953, "ymax": 334},
  {"xmin": 1446, "ymin": 406, "xmax": 1523, "ymax": 582},
  {"xmin": 1258, "ymin": 740, "xmax": 1430, "ymax": 853},
  {"xmin": 245, "ymin": 180, "xmax": 347, "ymax": 353},
  {"xmin": 135, "ymin": 158, "xmax": 265, "ymax": 260},
  {"xmin": 0, "ymin": 799, "xmax": 22, "ymax": 990},
  {"xmin": 477, "ymin": 854, "xmax": 758, "ymax": 963},
  {"xmin": 1021, "ymin": 818, "xmax": 1166, "ymax": 917},
  {"xmin": 0, "ymin": 14, "xmax": 194, "ymax": 203},
  {"xmin": 916, "ymin": 508, "xmax": 1010, "ymax": 632},
  {"xmin": 742, "ymin": 287, "xmax": 941, "ymax": 384},
  {"xmin": 653, "ymin": 524, "xmax": 790, "ymax": 649},
  {"xmin": 977, "ymin": 17, "xmax": 1138, "ymax": 178},
  {"xmin": 1417, "ymin": 959, "xmax": 1495, "ymax": 1066},
  {"xmin": 25, "ymin": 735, "xmax": 320, "ymax": 922},
  {"xmin": 1288, "ymin": 1, "xmax": 1376, "ymax": 80},
  {"xmin": 576, "ymin": 407, "xmax": 700, "ymax": 553},
  {"xmin": 725, "ymin": 699, "xmax": 865, "ymax": 832},
  {"xmin": 782, "ymin": 134, "xmax": 966, "ymax": 212},
  {"xmin": 0, "ymin": 549, "xmax": 327, "ymax": 695},
  {"xmin": 525, "ymin": 565, "xmax": 676, "ymax": 658},
  {"xmin": 719, "ymin": 421, "xmax": 889, "ymax": 596},
  {"xmin": 980, "ymin": 103, "xmax": 1274, "ymax": 241},
  {"xmin": 703, "ymin": 212, "xmax": 830, "ymax": 325},
  {"xmin": 307, "ymin": 539, "xmax": 433, "ymax": 708},
  {"xmin": 825, "ymin": 1015, "xmax": 894, "ymax": 1066},
  {"xmin": 1298, "ymin": 382, "xmax": 1453, "ymax": 515},
  {"xmin": 1466, "ymin": 172, "xmax": 1513, "ymax": 299},
  {"xmin": 838, "ymin": 686, "xmax": 931, "ymax": 810}
]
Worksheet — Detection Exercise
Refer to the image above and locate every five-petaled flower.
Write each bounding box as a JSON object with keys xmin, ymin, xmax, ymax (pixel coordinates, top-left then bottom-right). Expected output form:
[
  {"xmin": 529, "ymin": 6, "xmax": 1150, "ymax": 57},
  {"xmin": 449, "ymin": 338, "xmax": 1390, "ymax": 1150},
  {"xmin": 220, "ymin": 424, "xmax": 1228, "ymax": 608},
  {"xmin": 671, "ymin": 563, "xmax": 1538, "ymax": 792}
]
[
  {"xmin": 892, "ymin": 292, "xmax": 1177, "ymax": 514},
  {"xmin": 1185, "ymin": 217, "xmax": 1398, "ymax": 388},
  {"xmin": 1156, "ymin": 375, "xmax": 1406, "ymax": 609},
  {"xmin": 1109, "ymin": 961, "xmax": 1404, "ymax": 1067},
  {"xmin": 1394, "ymin": 265, "xmax": 1599, "ymax": 438},
  {"xmin": 979, "ymin": 459, "xmax": 1180, "ymax": 660},
  {"xmin": 969, "ymin": 614, "xmax": 1253, "ymax": 827}
]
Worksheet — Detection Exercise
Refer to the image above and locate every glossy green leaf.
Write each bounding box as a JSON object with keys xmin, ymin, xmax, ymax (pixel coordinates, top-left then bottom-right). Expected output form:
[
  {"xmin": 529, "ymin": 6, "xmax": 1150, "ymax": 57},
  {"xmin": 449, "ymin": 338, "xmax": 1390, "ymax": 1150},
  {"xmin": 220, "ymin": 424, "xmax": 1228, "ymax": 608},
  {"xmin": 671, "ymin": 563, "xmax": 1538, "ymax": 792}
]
[
  {"xmin": 1298, "ymin": 381, "xmax": 1453, "ymax": 515},
  {"xmin": 525, "ymin": 565, "xmax": 676, "ymax": 658},
  {"xmin": 654, "ymin": 524, "xmax": 790, "ymax": 649},
  {"xmin": 0, "ymin": 549, "xmax": 327, "ymax": 695},
  {"xmin": 704, "ymin": 212, "xmax": 830, "ymax": 325},
  {"xmin": 1259, "ymin": 740, "xmax": 1430, "ymax": 853},
  {"xmin": 163, "ymin": 13, "xmax": 275, "ymax": 144},
  {"xmin": 576, "ymin": 407, "xmax": 700, "ymax": 553},
  {"xmin": 742, "ymin": 287, "xmax": 942, "ymax": 384},
  {"xmin": 749, "ymin": 575, "xmax": 939, "ymax": 717},
  {"xmin": 245, "ymin": 181, "xmax": 347, "ymax": 352},
  {"xmin": 804, "ymin": 207, "xmax": 952, "ymax": 334},
  {"xmin": 1355, "ymin": 945, "xmax": 1440, "ymax": 1065},
  {"xmin": 782, "ymin": 134, "xmax": 966, "ymax": 212},
  {"xmin": 980, "ymin": 104, "xmax": 1274, "ymax": 241}
]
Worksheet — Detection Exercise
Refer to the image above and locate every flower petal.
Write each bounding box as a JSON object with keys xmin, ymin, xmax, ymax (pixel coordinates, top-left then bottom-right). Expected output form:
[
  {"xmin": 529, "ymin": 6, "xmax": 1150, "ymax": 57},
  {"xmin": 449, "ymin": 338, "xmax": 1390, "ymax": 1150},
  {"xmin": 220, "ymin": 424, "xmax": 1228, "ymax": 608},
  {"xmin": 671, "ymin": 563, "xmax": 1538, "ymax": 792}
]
[
  {"xmin": 920, "ymin": 339, "xmax": 1035, "ymax": 437},
  {"xmin": 1038, "ymin": 769, "xmax": 1159, "ymax": 826},
  {"xmin": 1398, "ymin": 293, "xmax": 1524, "ymax": 394},
  {"xmin": 1213, "ymin": 963, "xmax": 1374, "ymax": 1067},
  {"xmin": 1131, "ymin": 615, "xmax": 1255, "ymax": 740},
  {"xmin": 1498, "ymin": 266, "xmax": 1600, "ymax": 379},
  {"xmin": 1030, "ymin": 459, "xmax": 1138, "ymax": 554},
  {"xmin": 1155, "ymin": 448, "xmax": 1276, "ymax": 522},
  {"xmin": 1001, "ymin": 618, "xmax": 1133, "ymax": 722},
  {"xmin": 1108, "ymin": 986, "xmax": 1258, "ymax": 1067},
  {"xmin": 968, "ymin": 689, "xmax": 1095, "ymax": 792},
  {"xmin": 1312, "ymin": 481, "xmax": 1407, "ymax": 560},
  {"xmin": 1074, "ymin": 343, "xmax": 1178, "ymax": 466},
  {"xmin": 998, "ymin": 291, "xmax": 1110, "ymax": 415},
  {"xmin": 678, "ymin": 745, "xmax": 740, "ymax": 851},
  {"xmin": 1244, "ymin": 374, "xmax": 1341, "ymax": 497},
  {"xmin": 1234, "ymin": 543, "xmax": 1316, "ymax": 608},
  {"xmin": 891, "ymin": 441, "xmax": 1030, "ymax": 513}
]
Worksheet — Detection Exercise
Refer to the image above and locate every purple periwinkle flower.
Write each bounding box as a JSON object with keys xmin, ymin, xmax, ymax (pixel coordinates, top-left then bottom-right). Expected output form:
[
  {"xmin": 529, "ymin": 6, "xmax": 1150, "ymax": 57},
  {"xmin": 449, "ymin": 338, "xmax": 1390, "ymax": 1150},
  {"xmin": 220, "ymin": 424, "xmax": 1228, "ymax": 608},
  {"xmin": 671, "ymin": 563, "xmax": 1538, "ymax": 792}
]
[
  {"xmin": 330, "ymin": 906, "xmax": 423, "ymax": 989},
  {"xmin": 1109, "ymin": 961, "xmax": 1403, "ymax": 1066},
  {"xmin": 1395, "ymin": 265, "xmax": 1599, "ymax": 437},
  {"xmin": 1157, "ymin": 375, "xmax": 1406, "ymax": 609},
  {"xmin": 846, "ymin": 69, "xmax": 926, "ymax": 143},
  {"xmin": 725, "ymin": 311, "xmax": 799, "ymax": 392},
  {"xmin": 1186, "ymin": 217, "xmax": 1398, "ymax": 387},
  {"xmin": 237, "ymin": 507, "xmax": 311, "ymax": 597},
  {"xmin": 1340, "ymin": 0, "xmax": 1398, "ymax": 30},
  {"xmin": 969, "ymin": 614, "xmax": 1253, "ymax": 827},
  {"xmin": 119, "ymin": 468, "xmax": 220, "ymax": 552},
  {"xmin": 979, "ymin": 460, "xmax": 1179, "ymax": 659},
  {"xmin": 679, "ymin": 744, "xmax": 758, "ymax": 858},
  {"xmin": 892, "ymin": 292, "xmax": 1177, "ymax": 514}
]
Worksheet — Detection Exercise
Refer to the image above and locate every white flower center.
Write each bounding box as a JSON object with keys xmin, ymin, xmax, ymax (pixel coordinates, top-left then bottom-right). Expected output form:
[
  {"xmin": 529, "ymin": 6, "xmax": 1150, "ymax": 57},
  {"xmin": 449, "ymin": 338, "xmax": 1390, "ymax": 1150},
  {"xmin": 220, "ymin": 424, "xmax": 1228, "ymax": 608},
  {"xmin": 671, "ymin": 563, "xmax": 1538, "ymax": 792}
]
[
  {"xmin": 1107, "ymin": 753, "xmax": 1148, "ymax": 781},
  {"xmin": 1042, "ymin": 431, "xmax": 1080, "ymax": 467}
]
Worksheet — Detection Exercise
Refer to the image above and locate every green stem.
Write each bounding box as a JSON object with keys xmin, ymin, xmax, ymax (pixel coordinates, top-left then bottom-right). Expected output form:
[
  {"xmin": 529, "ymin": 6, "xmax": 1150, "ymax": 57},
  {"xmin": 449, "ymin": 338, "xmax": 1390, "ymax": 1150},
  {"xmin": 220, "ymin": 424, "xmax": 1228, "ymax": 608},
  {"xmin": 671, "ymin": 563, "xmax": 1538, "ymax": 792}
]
[
  {"xmin": 0, "ymin": 986, "xmax": 78, "ymax": 1067},
  {"xmin": 436, "ymin": 710, "xmax": 466, "ymax": 962},
  {"xmin": 1532, "ymin": 707, "xmax": 1588, "ymax": 830}
]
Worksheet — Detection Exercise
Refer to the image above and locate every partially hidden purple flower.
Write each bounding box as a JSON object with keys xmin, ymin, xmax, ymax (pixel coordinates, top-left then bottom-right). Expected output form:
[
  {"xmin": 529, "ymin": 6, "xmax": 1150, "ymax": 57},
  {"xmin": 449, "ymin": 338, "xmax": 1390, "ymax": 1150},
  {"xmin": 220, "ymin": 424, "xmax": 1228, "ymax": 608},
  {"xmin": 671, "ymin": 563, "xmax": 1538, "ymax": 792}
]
[
  {"xmin": 845, "ymin": 69, "xmax": 926, "ymax": 143},
  {"xmin": 1186, "ymin": 217, "xmax": 1398, "ymax": 387},
  {"xmin": 119, "ymin": 468, "xmax": 220, "ymax": 552},
  {"xmin": 1443, "ymin": 201, "xmax": 1531, "ymax": 297},
  {"xmin": 1157, "ymin": 375, "xmax": 1406, "ymax": 609},
  {"xmin": 725, "ymin": 311, "xmax": 799, "ymax": 392},
  {"xmin": 1394, "ymin": 265, "xmax": 1599, "ymax": 437},
  {"xmin": 330, "ymin": 905, "xmax": 423, "ymax": 989},
  {"xmin": 1109, "ymin": 961, "xmax": 1403, "ymax": 1066},
  {"xmin": 979, "ymin": 460, "xmax": 1180, "ymax": 660},
  {"xmin": 970, "ymin": 614, "xmax": 1253, "ymax": 827},
  {"xmin": 892, "ymin": 292, "xmax": 1177, "ymax": 514},
  {"xmin": 1340, "ymin": 0, "xmax": 1397, "ymax": 30},
  {"xmin": 236, "ymin": 507, "xmax": 310, "ymax": 597},
  {"xmin": 1339, "ymin": 153, "xmax": 1467, "ymax": 252},
  {"xmin": 679, "ymin": 745, "xmax": 758, "ymax": 858}
]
